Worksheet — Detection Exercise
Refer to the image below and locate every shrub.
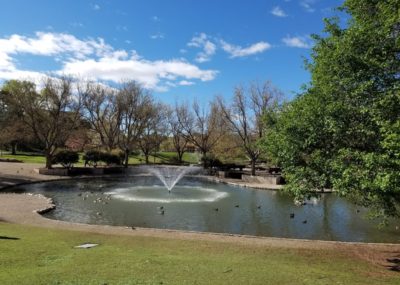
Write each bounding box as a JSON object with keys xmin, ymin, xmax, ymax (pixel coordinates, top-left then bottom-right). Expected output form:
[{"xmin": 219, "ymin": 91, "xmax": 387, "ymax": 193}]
[
  {"xmin": 99, "ymin": 152, "xmax": 122, "ymax": 166},
  {"xmin": 83, "ymin": 150, "xmax": 102, "ymax": 167},
  {"xmin": 83, "ymin": 150, "xmax": 122, "ymax": 167},
  {"xmin": 201, "ymin": 155, "xmax": 222, "ymax": 169},
  {"xmin": 52, "ymin": 150, "xmax": 79, "ymax": 169}
]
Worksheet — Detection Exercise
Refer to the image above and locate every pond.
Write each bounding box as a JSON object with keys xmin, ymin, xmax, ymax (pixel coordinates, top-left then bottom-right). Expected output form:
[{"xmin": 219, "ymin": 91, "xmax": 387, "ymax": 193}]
[{"xmin": 6, "ymin": 176, "xmax": 400, "ymax": 243}]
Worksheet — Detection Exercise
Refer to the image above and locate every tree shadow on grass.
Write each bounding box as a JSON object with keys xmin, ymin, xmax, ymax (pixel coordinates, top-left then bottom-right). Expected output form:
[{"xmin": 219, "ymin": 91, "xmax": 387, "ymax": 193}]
[
  {"xmin": 0, "ymin": 236, "xmax": 20, "ymax": 240},
  {"xmin": 386, "ymin": 255, "xmax": 400, "ymax": 272}
]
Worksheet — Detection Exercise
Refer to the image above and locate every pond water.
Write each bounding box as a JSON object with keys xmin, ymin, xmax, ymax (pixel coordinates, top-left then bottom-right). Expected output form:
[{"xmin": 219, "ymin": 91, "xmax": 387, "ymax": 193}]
[{"xmin": 6, "ymin": 176, "xmax": 400, "ymax": 243}]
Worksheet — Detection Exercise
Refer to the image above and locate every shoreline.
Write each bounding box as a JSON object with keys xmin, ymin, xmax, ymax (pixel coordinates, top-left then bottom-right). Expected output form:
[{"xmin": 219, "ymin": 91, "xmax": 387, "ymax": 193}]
[
  {"xmin": 0, "ymin": 192, "xmax": 399, "ymax": 247},
  {"xmin": 0, "ymin": 192, "xmax": 399, "ymax": 270},
  {"xmin": 1, "ymin": 162, "xmax": 399, "ymax": 248}
]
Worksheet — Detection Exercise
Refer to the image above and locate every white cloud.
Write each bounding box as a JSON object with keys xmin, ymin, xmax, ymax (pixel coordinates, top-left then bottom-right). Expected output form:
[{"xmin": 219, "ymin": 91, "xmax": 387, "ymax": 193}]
[
  {"xmin": 151, "ymin": 16, "xmax": 160, "ymax": 22},
  {"xmin": 188, "ymin": 33, "xmax": 217, "ymax": 63},
  {"xmin": 187, "ymin": 33, "xmax": 271, "ymax": 60},
  {"xmin": 150, "ymin": 32, "xmax": 165, "ymax": 40},
  {"xmin": 282, "ymin": 35, "xmax": 312, "ymax": 48},
  {"xmin": 220, "ymin": 40, "xmax": 271, "ymax": 58},
  {"xmin": 62, "ymin": 57, "xmax": 217, "ymax": 89},
  {"xmin": 92, "ymin": 4, "xmax": 100, "ymax": 10},
  {"xmin": 0, "ymin": 32, "xmax": 115, "ymax": 66},
  {"xmin": 271, "ymin": 6, "xmax": 287, "ymax": 17},
  {"xmin": 0, "ymin": 32, "xmax": 218, "ymax": 92},
  {"xmin": 179, "ymin": 80, "xmax": 195, "ymax": 86},
  {"xmin": 300, "ymin": 0, "xmax": 316, "ymax": 12}
]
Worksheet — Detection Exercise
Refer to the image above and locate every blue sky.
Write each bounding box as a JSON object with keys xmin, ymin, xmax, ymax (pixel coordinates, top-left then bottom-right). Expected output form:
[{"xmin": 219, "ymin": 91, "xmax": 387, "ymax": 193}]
[{"xmin": 0, "ymin": 0, "xmax": 345, "ymax": 104}]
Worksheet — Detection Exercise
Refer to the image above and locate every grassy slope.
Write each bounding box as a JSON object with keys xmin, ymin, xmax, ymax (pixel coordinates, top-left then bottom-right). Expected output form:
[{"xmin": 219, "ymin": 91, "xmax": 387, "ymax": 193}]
[{"xmin": 0, "ymin": 223, "xmax": 397, "ymax": 285}]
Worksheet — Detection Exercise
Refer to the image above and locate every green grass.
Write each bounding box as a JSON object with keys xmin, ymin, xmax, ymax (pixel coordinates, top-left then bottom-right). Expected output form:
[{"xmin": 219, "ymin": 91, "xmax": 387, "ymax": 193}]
[
  {"xmin": 0, "ymin": 151, "xmax": 200, "ymax": 166},
  {"xmin": 0, "ymin": 223, "xmax": 397, "ymax": 285},
  {"xmin": 0, "ymin": 152, "xmax": 86, "ymax": 165},
  {"xmin": 129, "ymin": 152, "xmax": 199, "ymax": 165},
  {"xmin": 0, "ymin": 153, "xmax": 46, "ymax": 164}
]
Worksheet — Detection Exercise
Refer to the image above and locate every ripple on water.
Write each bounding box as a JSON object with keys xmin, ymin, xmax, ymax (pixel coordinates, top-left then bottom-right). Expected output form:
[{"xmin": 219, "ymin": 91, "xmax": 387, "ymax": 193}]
[{"xmin": 105, "ymin": 185, "xmax": 230, "ymax": 203}]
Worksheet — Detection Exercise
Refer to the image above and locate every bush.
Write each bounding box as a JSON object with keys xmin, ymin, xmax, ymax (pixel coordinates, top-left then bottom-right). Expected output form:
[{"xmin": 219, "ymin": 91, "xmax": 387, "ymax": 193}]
[
  {"xmin": 201, "ymin": 155, "xmax": 222, "ymax": 169},
  {"xmin": 83, "ymin": 150, "xmax": 102, "ymax": 167},
  {"xmin": 52, "ymin": 150, "xmax": 79, "ymax": 169},
  {"xmin": 83, "ymin": 150, "xmax": 122, "ymax": 167},
  {"xmin": 99, "ymin": 152, "xmax": 122, "ymax": 166}
]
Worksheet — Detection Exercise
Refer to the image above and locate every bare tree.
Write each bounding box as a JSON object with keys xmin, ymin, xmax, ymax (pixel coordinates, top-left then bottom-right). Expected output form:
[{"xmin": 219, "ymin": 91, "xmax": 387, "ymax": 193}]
[
  {"xmin": 117, "ymin": 81, "xmax": 153, "ymax": 167},
  {"xmin": 138, "ymin": 103, "xmax": 168, "ymax": 164},
  {"xmin": 0, "ymin": 82, "xmax": 33, "ymax": 154},
  {"xmin": 217, "ymin": 81, "xmax": 282, "ymax": 175},
  {"xmin": 80, "ymin": 82, "xmax": 121, "ymax": 152},
  {"xmin": 176, "ymin": 100, "xmax": 224, "ymax": 165},
  {"xmin": 166, "ymin": 106, "xmax": 188, "ymax": 164},
  {"xmin": 10, "ymin": 77, "xmax": 82, "ymax": 168}
]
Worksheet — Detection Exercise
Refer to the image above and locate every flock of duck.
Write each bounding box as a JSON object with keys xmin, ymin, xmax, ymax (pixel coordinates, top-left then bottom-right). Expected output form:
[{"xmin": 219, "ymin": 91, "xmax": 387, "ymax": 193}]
[{"xmin": 78, "ymin": 190, "xmax": 308, "ymax": 223}]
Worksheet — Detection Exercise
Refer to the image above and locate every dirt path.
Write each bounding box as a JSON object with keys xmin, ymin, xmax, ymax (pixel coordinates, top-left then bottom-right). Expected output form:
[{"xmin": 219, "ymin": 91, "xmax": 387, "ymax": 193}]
[{"xmin": 0, "ymin": 162, "xmax": 63, "ymax": 189}]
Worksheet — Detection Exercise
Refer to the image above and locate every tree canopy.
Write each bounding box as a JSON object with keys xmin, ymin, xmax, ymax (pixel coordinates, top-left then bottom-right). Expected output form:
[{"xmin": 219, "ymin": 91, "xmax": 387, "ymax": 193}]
[{"xmin": 263, "ymin": 0, "xmax": 400, "ymax": 219}]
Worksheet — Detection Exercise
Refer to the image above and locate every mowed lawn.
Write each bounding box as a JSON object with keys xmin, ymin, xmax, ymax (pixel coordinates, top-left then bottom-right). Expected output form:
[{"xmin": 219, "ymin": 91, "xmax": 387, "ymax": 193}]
[
  {"xmin": 0, "ymin": 223, "xmax": 398, "ymax": 285},
  {"xmin": 0, "ymin": 151, "xmax": 200, "ymax": 166}
]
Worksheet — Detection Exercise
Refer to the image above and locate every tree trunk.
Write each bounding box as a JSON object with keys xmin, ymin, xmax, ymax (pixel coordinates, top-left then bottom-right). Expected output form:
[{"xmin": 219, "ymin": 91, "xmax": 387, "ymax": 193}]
[
  {"xmin": 201, "ymin": 150, "xmax": 207, "ymax": 168},
  {"xmin": 11, "ymin": 141, "xmax": 17, "ymax": 155},
  {"xmin": 124, "ymin": 148, "xmax": 129, "ymax": 168},
  {"xmin": 178, "ymin": 151, "xmax": 183, "ymax": 164},
  {"xmin": 145, "ymin": 153, "xmax": 149, "ymax": 164},
  {"xmin": 251, "ymin": 159, "xmax": 256, "ymax": 176},
  {"xmin": 45, "ymin": 151, "xmax": 53, "ymax": 169}
]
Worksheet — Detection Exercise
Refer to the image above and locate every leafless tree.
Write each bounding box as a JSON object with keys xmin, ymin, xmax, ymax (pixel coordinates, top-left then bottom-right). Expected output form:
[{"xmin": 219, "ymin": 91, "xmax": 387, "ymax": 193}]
[
  {"xmin": 166, "ymin": 106, "xmax": 188, "ymax": 164},
  {"xmin": 117, "ymin": 81, "xmax": 153, "ymax": 167},
  {"xmin": 176, "ymin": 100, "xmax": 225, "ymax": 165},
  {"xmin": 217, "ymin": 81, "xmax": 282, "ymax": 175},
  {"xmin": 9, "ymin": 77, "xmax": 82, "ymax": 168},
  {"xmin": 80, "ymin": 82, "xmax": 121, "ymax": 152},
  {"xmin": 138, "ymin": 102, "xmax": 168, "ymax": 164}
]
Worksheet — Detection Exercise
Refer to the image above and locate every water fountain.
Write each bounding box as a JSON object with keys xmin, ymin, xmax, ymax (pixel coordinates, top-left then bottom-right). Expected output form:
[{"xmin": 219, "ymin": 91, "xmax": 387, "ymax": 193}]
[
  {"xmin": 7, "ymin": 174, "xmax": 400, "ymax": 242},
  {"xmin": 143, "ymin": 165, "xmax": 198, "ymax": 193}
]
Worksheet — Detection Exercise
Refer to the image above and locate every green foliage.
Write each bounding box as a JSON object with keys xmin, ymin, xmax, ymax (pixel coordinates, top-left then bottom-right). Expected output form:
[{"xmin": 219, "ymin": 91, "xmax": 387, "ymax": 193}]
[
  {"xmin": 201, "ymin": 154, "xmax": 223, "ymax": 169},
  {"xmin": 262, "ymin": 0, "xmax": 400, "ymax": 218},
  {"xmin": 83, "ymin": 150, "xmax": 101, "ymax": 166},
  {"xmin": 100, "ymin": 152, "xmax": 122, "ymax": 166},
  {"xmin": 83, "ymin": 150, "xmax": 122, "ymax": 166},
  {"xmin": 52, "ymin": 150, "xmax": 79, "ymax": 168}
]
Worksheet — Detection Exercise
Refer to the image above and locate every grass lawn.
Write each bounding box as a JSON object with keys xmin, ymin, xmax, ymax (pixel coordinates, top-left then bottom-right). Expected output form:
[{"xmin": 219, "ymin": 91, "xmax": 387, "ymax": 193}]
[
  {"xmin": 0, "ymin": 153, "xmax": 47, "ymax": 164},
  {"xmin": 0, "ymin": 223, "xmax": 398, "ymax": 285},
  {"xmin": 0, "ymin": 152, "xmax": 87, "ymax": 165},
  {"xmin": 1, "ymin": 151, "xmax": 200, "ymax": 166}
]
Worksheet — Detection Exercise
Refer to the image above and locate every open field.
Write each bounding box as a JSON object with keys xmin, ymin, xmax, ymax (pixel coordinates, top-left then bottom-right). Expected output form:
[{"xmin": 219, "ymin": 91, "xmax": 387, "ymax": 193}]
[{"xmin": 1, "ymin": 222, "xmax": 399, "ymax": 285}]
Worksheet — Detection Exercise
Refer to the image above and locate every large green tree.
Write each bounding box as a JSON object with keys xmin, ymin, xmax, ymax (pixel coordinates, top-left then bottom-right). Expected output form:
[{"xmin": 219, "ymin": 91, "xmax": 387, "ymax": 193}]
[{"xmin": 264, "ymin": 0, "xmax": 400, "ymax": 219}]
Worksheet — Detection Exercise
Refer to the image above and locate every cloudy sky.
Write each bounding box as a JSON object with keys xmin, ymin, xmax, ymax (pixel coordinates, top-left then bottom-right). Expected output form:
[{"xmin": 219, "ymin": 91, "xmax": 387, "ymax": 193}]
[{"xmin": 0, "ymin": 0, "xmax": 344, "ymax": 103}]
